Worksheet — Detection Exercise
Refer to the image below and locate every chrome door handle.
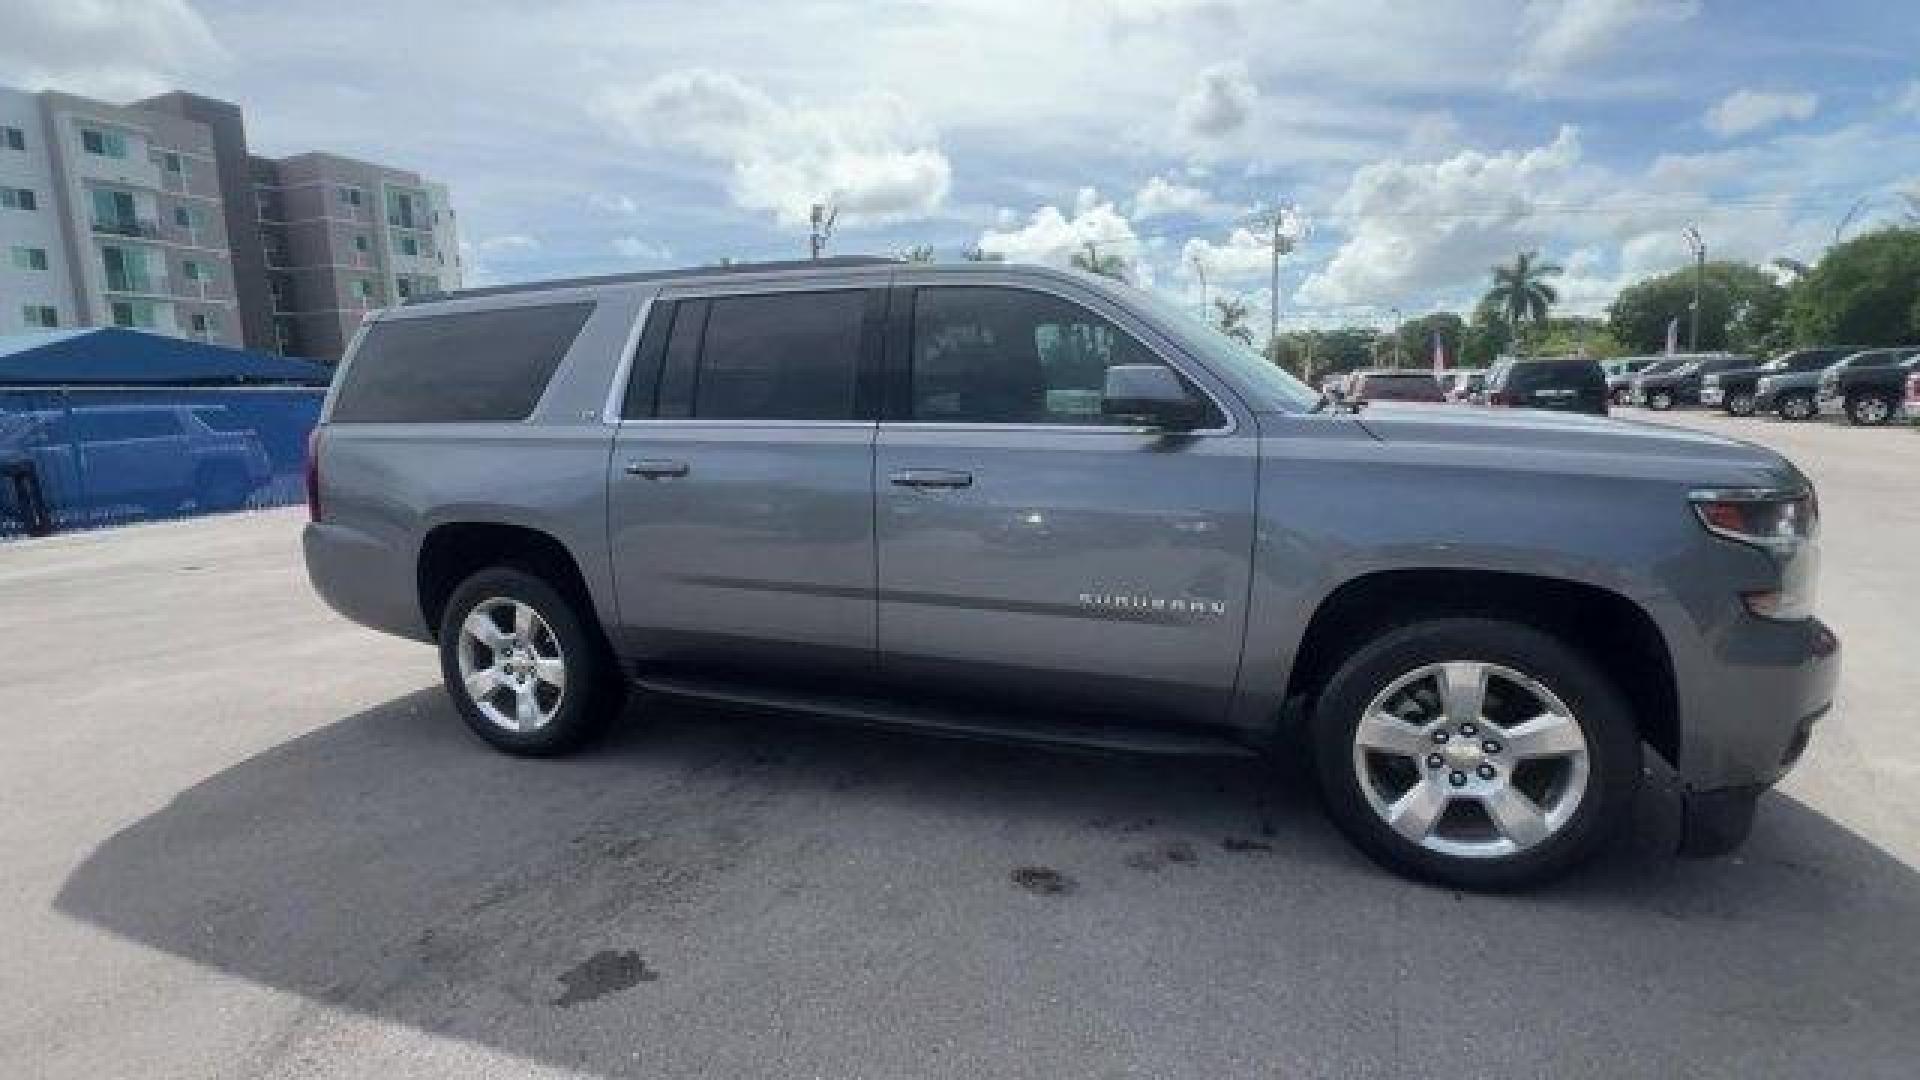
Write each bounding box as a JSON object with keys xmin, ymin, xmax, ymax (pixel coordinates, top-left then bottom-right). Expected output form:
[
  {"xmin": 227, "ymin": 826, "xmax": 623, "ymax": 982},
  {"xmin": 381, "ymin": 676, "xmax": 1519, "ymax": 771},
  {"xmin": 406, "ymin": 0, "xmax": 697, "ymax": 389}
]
[
  {"xmin": 889, "ymin": 468, "xmax": 972, "ymax": 489},
  {"xmin": 625, "ymin": 458, "xmax": 689, "ymax": 478}
]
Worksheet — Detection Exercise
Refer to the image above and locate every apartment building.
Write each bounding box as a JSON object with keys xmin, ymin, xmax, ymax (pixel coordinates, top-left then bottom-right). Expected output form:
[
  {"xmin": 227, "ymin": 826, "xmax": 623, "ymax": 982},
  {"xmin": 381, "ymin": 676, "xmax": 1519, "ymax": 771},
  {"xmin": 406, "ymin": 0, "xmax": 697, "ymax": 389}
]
[
  {"xmin": 0, "ymin": 85, "xmax": 461, "ymax": 363},
  {"xmin": 253, "ymin": 153, "xmax": 462, "ymax": 361}
]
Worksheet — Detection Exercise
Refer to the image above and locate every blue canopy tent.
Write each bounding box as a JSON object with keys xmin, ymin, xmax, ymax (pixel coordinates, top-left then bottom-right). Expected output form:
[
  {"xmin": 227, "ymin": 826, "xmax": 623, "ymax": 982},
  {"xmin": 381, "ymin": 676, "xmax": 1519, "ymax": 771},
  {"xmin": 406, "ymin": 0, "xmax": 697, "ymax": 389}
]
[{"xmin": 0, "ymin": 327, "xmax": 331, "ymax": 386}]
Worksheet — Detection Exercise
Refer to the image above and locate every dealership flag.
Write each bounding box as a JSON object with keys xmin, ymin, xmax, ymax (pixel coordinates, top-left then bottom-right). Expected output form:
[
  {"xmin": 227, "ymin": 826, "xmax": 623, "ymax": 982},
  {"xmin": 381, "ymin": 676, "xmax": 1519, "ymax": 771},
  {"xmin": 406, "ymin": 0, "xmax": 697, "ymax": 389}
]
[
  {"xmin": 1432, "ymin": 330, "xmax": 1447, "ymax": 374},
  {"xmin": 1664, "ymin": 316, "xmax": 1680, "ymax": 355}
]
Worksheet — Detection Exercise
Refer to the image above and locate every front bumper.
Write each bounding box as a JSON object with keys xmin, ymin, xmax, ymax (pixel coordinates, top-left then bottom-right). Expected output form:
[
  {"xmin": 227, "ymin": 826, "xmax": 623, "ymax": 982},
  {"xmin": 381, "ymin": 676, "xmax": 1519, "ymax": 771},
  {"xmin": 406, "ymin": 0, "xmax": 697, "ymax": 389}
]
[{"xmin": 1675, "ymin": 616, "xmax": 1839, "ymax": 857}]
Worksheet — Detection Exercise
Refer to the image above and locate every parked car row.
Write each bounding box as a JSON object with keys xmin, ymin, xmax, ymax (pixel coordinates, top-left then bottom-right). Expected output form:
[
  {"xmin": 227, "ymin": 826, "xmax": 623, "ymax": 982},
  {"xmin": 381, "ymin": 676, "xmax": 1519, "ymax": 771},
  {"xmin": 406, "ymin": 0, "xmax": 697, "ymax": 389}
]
[
  {"xmin": 1322, "ymin": 344, "xmax": 1920, "ymax": 428},
  {"xmin": 1608, "ymin": 347, "xmax": 1920, "ymax": 426}
]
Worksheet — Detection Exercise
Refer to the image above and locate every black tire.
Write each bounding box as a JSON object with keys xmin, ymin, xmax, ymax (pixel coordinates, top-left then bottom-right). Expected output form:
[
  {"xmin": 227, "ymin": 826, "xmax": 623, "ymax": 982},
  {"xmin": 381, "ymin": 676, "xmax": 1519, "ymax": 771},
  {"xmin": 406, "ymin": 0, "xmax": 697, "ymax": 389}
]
[
  {"xmin": 1646, "ymin": 389, "xmax": 1674, "ymax": 411},
  {"xmin": 1609, "ymin": 387, "xmax": 1630, "ymax": 406},
  {"xmin": 1310, "ymin": 618, "xmax": 1641, "ymax": 891},
  {"xmin": 1845, "ymin": 391, "xmax": 1894, "ymax": 426},
  {"xmin": 1778, "ymin": 391, "xmax": 1815, "ymax": 421},
  {"xmin": 437, "ymin": 565, "xmax": 624, "ymax": 756},
  {"xmin": 1726, "ymin": 390, "xmax": 1756, "ymax": 417}
]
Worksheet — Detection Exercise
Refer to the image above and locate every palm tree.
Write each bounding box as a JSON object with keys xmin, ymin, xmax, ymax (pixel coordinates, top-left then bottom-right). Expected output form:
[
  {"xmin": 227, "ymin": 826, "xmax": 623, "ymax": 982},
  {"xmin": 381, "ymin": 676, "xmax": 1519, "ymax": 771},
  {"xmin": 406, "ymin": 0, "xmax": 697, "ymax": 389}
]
[
  {"xmin": 1482, "ymin": 250, "xmax": 1562, "ymax": 354},
  {"xmin": 1212, "ymin": 295, "xmax": 1254, "ymax": 346},
  {"xmin": 1071, "ymin": 241, "xmax": 1130, "ymax": 282}
]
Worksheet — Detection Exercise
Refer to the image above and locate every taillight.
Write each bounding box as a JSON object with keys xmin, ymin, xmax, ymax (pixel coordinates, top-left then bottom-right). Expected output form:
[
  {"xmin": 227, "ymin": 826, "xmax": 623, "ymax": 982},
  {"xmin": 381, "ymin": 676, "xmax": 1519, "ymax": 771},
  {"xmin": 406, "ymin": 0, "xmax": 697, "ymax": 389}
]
[
  {"xmin": 1905, "ymin": 371, "xmax": 1920, "ymax": 404},
  {"xmin": 304, "ymin": 427, "xmax": 322, "ymax": 522}
]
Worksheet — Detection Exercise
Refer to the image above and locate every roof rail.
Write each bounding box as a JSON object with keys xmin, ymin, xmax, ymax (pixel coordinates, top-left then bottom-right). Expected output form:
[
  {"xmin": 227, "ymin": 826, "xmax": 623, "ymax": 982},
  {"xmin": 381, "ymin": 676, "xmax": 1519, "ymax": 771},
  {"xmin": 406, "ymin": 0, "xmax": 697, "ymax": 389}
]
[{"xmin": 406, "ymin": 255, "xmax": 903, "ymax": 305}]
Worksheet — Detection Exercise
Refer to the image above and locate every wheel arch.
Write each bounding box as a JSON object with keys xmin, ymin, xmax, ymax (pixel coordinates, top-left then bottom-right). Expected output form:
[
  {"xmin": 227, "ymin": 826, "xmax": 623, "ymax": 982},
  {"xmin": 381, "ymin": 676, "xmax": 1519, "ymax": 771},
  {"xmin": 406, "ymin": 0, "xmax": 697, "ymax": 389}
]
[
  {"xmin": 1281, "ymin": 567, "xmax": 1679, "ymax": 768},
  {"xmin": 416, "ymin": 522, "xmax": 606, "ymax": 650}
]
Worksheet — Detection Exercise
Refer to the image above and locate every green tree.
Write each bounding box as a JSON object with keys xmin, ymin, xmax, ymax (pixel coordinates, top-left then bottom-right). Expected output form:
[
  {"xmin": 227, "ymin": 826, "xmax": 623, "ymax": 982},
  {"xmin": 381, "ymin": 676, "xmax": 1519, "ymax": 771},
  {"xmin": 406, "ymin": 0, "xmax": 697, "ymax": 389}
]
[
  {"xmin": 1483, "ymin": 251, "xmax": 1562, "ymax": 353},
  {"xmin": 1070, "ymin": 240, "xmax": 1130, "ymax": 281},
  {"xmin": 1393, "ymin": 311, "xmax": 1466, "ymax": 369},
  {"xmin": 897, "ymin": 244, "xmax": 935, "ymax": 263},
  {"xmin": 1213, "ymin": 295, "xmax": 1254, "ymax": 346},
  {"xmin": 1784, "ymin": 227, "xmax": 1920, "ymax": 348},
  {"xmin": 960, "ymin": 245, "xmax": 1004, "ymax": 262},
  {"xmin": 1533, "ymin": 316, "xmax": 1624, "ymax": 359},
  {"xmin": 1459, "ymin": 295, "xmax": 1513, "ymax": 367},
  {"xmin": 1606, "ymin": 261, "xmax": 1787, "ymax": 354}
]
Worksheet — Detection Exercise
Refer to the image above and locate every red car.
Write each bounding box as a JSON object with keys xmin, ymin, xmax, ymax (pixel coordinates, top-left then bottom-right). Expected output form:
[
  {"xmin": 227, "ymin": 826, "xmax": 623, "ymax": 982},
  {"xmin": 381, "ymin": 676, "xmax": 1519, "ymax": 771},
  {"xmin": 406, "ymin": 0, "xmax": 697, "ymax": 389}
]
[{"xmin": 1348, "ymin": 370, "xmax": 1445, "ymax": 404}]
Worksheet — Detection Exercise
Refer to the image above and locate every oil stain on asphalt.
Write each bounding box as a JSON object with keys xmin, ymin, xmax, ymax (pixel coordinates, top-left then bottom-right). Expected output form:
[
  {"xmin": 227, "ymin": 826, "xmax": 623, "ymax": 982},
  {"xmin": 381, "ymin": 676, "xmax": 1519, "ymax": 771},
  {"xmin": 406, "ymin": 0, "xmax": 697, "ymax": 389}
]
[
  {"xmin": 553, "ymin": 949, "xmax": 659, "ymax": 1009},
  {"xmin": 1010, "ymin": 865, "xmax": 1078, "ymax": 895}
]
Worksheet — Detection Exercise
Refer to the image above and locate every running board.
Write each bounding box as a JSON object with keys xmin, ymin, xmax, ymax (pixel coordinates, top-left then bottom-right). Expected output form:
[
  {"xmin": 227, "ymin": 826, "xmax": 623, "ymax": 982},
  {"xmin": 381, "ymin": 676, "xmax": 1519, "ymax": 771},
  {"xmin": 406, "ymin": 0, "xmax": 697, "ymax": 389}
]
[{"xmin": 632, "ymin": 675, "xmax": 1261, "ymax": 759}]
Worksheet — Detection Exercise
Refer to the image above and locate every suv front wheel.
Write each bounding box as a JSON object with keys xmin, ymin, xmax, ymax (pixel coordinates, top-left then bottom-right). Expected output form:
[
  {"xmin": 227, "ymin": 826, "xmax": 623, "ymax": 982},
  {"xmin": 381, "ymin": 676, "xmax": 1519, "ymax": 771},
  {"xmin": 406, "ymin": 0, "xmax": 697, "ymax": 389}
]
[
  {"xmin": 438, "ymin": 566, "xmax": 623, "ymax": 755},
  {"xmin": 1725, "ymin": 389, "xmax": 1756, "ymax": 416},
  {"xmin": 1311, "ymin": 618, "xmax": 1640, "ymax": 890},
  {"xmin": 1645, "ymin": 388, "xmax": 1675, "ymax": 410}
]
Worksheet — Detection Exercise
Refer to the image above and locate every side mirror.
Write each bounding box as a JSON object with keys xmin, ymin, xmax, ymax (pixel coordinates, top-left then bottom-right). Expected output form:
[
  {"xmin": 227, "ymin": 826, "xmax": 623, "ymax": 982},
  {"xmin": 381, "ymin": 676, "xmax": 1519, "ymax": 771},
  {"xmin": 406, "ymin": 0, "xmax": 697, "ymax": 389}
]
[{"xmin": 1102, "ymin": 364, "xmax": 1202, "ymax": 430}]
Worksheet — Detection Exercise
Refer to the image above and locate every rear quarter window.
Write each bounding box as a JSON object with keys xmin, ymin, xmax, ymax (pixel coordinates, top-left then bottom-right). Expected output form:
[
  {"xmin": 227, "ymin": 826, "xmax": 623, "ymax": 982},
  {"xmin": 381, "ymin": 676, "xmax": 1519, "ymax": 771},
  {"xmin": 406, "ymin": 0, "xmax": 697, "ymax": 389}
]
[{"xmin": 329, "ymin": 302, "xmax": 594, "ymax": 423}]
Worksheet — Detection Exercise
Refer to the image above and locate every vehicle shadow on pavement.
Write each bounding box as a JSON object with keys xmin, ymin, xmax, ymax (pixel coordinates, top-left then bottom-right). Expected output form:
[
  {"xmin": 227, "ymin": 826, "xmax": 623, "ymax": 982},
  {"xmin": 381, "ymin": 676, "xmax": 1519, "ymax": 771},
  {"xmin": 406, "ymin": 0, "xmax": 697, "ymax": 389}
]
[{"xmin": 56, "ymin": 689, "xmax": 1920, "ymax": 1078}]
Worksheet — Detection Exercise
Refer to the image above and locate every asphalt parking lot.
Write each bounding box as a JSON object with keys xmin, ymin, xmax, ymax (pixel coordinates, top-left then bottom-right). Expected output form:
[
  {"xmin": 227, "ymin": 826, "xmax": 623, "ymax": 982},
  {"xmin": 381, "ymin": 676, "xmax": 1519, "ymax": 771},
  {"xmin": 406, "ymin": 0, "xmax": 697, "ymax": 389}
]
[{"xmin": 4, "ymin": 411, "xmax": 1918, "ymax": 1079}]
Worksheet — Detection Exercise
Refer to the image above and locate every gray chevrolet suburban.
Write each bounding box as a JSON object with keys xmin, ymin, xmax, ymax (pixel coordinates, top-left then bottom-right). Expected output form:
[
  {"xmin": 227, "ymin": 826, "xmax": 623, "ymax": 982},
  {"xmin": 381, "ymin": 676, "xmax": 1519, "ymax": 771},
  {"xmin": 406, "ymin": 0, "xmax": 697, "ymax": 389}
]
[{"xmin": 304, "ymin": 257, "xmax": 1839, "ymax": 889}]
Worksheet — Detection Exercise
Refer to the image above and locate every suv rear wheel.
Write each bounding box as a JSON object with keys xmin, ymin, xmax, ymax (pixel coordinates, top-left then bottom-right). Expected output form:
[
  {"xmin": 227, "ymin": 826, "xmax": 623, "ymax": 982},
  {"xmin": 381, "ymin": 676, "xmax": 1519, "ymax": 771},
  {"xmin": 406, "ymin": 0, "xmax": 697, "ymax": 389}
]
[
  {"xmin": 1310, "ymin": 618, "xmax": 1640, "ymax": 890},
  {"xmin": 437, "ymin": 566, "xmax": 623, "ymax": 755},
  {"xmin": 1645, "ymin": 388, "xmax": 1675, "ymax": 410},
  {"xmin": 1725, "ymin": 389, "xmax": 1756, "ymax": 416},
  {"xmin": 1777, "ymin": 391, "xmax": 1815, "ymax": 421}
]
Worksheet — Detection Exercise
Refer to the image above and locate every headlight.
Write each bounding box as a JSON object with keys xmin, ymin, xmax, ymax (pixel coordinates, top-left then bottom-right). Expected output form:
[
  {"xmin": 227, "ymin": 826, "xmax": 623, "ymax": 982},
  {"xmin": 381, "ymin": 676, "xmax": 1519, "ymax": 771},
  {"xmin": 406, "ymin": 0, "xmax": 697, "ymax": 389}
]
[{"xmin": 1690, "ymin": 487, "xmax": 1819, "ymax": 619}]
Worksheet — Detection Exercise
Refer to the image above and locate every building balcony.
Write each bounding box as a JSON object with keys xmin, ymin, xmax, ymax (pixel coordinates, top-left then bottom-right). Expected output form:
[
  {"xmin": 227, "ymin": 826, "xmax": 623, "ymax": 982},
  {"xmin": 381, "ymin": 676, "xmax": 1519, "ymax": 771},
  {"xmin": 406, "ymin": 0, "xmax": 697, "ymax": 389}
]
[
  {"xmin": 92, "ymin": 217, "xmax": 163, "ymax": 240},
  {"xmin": 103, "ymin": 275, "xmax": 172, "ymax": 297}
]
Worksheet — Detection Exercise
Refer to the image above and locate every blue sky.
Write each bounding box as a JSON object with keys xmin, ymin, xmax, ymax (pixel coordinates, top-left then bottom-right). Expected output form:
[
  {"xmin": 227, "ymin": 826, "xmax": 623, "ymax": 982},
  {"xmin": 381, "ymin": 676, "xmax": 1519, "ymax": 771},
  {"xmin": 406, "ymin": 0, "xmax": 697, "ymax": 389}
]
[{"xmin": 8, "ymin": 0, "xmax": 1918, "ymax": 329}]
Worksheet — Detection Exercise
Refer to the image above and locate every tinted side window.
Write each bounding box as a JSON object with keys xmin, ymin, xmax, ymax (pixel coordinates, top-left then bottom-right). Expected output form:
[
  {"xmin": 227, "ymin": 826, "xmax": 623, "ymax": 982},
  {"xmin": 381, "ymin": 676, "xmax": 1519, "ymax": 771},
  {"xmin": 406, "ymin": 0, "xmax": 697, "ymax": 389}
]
[
  {"xmin": 683, "ymin": 291, "xmax": 866, "ymax": 421},
  {"xmin": 331, "ymin": 302, "xmax": 593, "ymax": 423},
  {"xmin": 909, "ymin": 286, "xmax": 1205, "ymax": 425},
  {"xmin": 1855, "ymin": 354, "xmax": 1895, "ymax": 368}
]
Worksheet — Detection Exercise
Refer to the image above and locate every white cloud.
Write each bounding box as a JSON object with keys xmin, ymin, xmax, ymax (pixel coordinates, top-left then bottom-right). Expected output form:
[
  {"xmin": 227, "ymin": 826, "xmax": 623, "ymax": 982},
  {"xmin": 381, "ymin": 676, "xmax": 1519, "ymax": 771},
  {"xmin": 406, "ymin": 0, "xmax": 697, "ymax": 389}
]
[
  {"xmin": 1705, "ymin": 89, "xmax": 1818, "ymax": 137},
  {"xmin": 1132, "ymin": 175, "xmax": 1234, "ymax": 219},
  {"xmin": 612, "ymin": 235, "xmax": 672, "ymax": 262},
  {"xmin": 593, "ymin": 67, "xmax": 952, "ymax": 228},
  {"xmin": 1898, "ymin": 81, "xmax": 1920, "ymax": 115},
  {"xmin": 1174, "ymin": 61, "xmax": 1255, "ymax": 141},
  {"xmin": 1511, "ymin": 0, "xmax": 1699, "ymax": 88},
  {"xmin": 1180, "ymin": 227, "xmax": 1275, "ymax": 282},
  {"xmin": 976, "ymin": 188, "xmax": 1143, "ymax": 277},
  {"xmin": 0, "ymin": 0, "xmax": 228, "ymax": 99},
  {"xmin": 476, "ymin": 234, "xmax": 540, "ymax": 253},
  {"xmin": 1297, "ymin": 126, "xmax": 1585, "ymax": 307}
]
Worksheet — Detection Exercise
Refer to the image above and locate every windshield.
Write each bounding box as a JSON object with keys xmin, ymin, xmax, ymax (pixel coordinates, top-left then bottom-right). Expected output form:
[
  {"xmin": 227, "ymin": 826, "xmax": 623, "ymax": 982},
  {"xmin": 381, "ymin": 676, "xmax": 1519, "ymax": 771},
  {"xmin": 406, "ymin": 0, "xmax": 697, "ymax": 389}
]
[{"xmin": 1127, "ymin": 288, "xmax": 1319, "ymax": 412}]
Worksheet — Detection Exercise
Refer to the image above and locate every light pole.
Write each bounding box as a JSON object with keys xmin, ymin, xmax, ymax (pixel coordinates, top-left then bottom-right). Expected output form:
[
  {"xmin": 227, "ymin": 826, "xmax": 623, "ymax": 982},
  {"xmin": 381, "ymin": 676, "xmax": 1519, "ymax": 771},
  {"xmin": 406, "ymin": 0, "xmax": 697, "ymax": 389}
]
[
  {"xmin": 809, "ymin": 203, "xmax": 837, "ymax": 261},
  {"xmin": 1387, "ymin": 306, "xmax": 1404, "ymax": 368},
  {"xmin": 1249, "ymin": 202, "xmax": 1303, "ymax": 353},
  {"xmin": 1189, "ymin": 250, "xmax": 1209, "ymax": 319},
  {"xmin": 1682, "ymin": 224, "xmax": 1705, "ymax": 352}
]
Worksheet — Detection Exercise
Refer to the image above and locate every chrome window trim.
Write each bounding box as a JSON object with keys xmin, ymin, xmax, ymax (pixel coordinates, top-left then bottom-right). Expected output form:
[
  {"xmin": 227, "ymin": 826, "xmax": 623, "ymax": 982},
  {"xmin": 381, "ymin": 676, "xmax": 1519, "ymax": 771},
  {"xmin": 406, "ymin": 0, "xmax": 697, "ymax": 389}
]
[
  {"xmin": 602, "ymin": 293, "xmax": 655, "ymax": 424},
  {"xmin": 611, "ymin": 418, "xmax": 876, "ymax": 430}
]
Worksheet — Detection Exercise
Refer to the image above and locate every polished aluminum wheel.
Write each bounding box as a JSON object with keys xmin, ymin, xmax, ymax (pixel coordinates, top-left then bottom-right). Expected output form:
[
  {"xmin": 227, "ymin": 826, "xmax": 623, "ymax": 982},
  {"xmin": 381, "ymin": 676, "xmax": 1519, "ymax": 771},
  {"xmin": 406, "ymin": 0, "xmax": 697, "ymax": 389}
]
[
  {"xmin": 456, "ymin": 597, "xmax": 567, "ymax": 732},
  {"xmin": 1351, "ymin": 661, "xmax": 1589, "ymax": 859}
]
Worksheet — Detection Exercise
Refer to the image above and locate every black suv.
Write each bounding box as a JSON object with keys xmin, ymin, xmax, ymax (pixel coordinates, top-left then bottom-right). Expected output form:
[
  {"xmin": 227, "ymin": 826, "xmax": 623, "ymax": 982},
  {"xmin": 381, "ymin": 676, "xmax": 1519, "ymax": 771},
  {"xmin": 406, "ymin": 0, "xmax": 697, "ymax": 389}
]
[
  {"xmin": 1483, "ymin": 356, "xmax": 1609, "ymax": 415},
  {"xmin": 1703, "ymin": 349, "xmax": 1845, "ymax": 417},
  {"xmin": 1631, "ymin": 353, "xmax": 1749, "ymax": 411},
  {"xmin": 1816, "ymin": 348, "xmax": 1920, "ymax": 425}
]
